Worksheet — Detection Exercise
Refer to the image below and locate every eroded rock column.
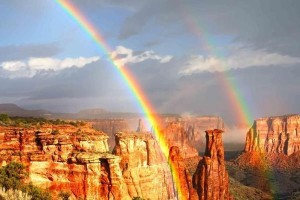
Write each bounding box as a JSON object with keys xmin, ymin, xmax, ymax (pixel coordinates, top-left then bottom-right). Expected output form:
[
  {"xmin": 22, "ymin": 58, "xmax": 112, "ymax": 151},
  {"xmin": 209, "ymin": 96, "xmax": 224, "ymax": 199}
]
[{"xmin": 193, "ymin": 129, "xmax": 230, "ymax": 200}]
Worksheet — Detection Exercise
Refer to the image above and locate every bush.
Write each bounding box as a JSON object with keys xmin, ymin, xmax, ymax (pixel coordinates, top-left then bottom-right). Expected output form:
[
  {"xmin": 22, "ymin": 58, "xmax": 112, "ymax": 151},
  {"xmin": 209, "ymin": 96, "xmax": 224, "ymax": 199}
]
[
  {"xmin": 0, "ymin": 162, "xmax": 52, "ymax": 200},
  {"xmin": 132, "ymin": 197, "xmax": 145, "ymax": 200},
  {"xmin": 22, "ymin": 183, "xmax": 51, "ymax": 200},
  {"xmin": 58, "ymin": 191, "xmax": 71, "ymax": 200},
  {"xmin": 0, "ymin": 162, "xmax": 27, "ymax": 190},
  {"xmin": 51, "ymin": 130, "xmax": 60, "ymax": 135},
  {"xmin": 0, "ymin": 114, "xmax": 10, "ymax": 124}
]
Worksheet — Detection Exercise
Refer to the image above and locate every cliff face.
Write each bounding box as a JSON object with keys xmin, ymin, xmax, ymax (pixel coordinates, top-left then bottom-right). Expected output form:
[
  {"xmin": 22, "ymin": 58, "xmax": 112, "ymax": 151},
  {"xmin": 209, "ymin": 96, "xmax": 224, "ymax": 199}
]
[
  {"xmin": 90, "ymin": 119, "xmax": 129, "ymax": 150},
  {"xmin": 245, "ymin": 115, "xmax": 300, "ymax": 155},
  {"xmin": 168, "ymin": 146, "xmax": 198, "ymax": 200},
  {"xmin": 162, "ymin": 122, "xmax": 199, "ymax": 158},
  {"xmin": 0, "ymin": 124, "xmax": 131, "ymax": 200},
  {"xmin": 114, "ymin": 132, "xmax": 175, "ymax": 200},
  {"xmin": 158, "ymin": 116, "xmax": 224, "ymax": 153},
  {"xmin": 193, "ymin": 129, "xmax": 230, "ymax": 200},
  {"xmin": 90, "ymin": 116, "xmax": 223, "ymax": 159}
]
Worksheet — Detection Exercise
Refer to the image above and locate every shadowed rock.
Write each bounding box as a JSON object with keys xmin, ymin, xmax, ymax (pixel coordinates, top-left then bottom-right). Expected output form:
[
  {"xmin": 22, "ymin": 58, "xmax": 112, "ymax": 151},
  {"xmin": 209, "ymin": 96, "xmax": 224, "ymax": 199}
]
[{"xmin": 193, "ymin": 129, "xmax": 230, "ymax": 200}]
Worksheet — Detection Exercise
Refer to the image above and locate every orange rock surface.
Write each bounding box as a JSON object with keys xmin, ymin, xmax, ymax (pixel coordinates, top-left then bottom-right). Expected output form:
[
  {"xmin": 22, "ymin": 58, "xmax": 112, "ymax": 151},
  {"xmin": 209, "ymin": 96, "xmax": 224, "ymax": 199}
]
[
  {"xmin": 193, "ymin": 129, "xmax": 230, "ymax": 200},
  {"xmin": 114, "ymin": 132, "xmax": 175, "ymax": 200},
  {"xmin": 245, "ymin": 115, "xmax": 300, "ymax": 155},
  {"xmin": 168, "ymin": 146, "xmax": 198, "ymax": 200},
  {"xmin": 0, "ymin": 123, "xmax": 131, "ymax": 200}
]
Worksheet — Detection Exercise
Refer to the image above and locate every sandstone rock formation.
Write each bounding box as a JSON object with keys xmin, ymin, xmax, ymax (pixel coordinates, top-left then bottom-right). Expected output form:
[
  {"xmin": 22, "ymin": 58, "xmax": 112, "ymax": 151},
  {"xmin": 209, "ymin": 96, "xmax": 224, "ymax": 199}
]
[
  {"xmin": 113, "ymin": 132, "xmax": 175, "ymax": 200},
  {"xmin": 193, "ymin": 129, "xmax": 230, "ymax": 200},
  {"xmin": 90, "ymin": 119, "xmax": 129, "ymax": 150},
  {"xmin": 162, "ymin": 122, "xmax": 199, "ymax": 158},
  {"xmin": 0, "ymin": 123, "xmax": 131, "ymax": 200},
  {"xmin": 168, "ymin": 146, "xmax": 198, "ymax": 200},
  {"xmin": 245, "ymin": 115, "xmax": 300, "ymax": 155},
  {"xmin": 158, "ymin": 116, "xmax": 224, "ymax": 153}
]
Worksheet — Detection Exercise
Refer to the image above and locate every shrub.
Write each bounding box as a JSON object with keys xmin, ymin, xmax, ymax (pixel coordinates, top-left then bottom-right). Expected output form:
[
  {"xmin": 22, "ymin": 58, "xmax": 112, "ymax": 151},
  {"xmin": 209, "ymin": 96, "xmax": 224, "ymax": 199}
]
[
  {"xmin": 0, "ymin": 162, "xmax": 27, "ymax": 190},
  {"xmin": 0, "ymin": 114, "xmax": 10, "ymax": 124},
  {"xmin": 0, "ymin": 162, "xmax": 52, "ymax": 200},
  {"xmin": 132, "ymin": 197, "xmax": 145, "ymax": 200},
  {"xmin": 58, "ymin": 191, "xmax": 71, "ymax": 200},
  {"xmin": 51, "ymin": 130, "xmax": 60, "ymax": 135},
  {"xmin": 22, "ymin": 183, "xmax": 51, "ymax": 200}
]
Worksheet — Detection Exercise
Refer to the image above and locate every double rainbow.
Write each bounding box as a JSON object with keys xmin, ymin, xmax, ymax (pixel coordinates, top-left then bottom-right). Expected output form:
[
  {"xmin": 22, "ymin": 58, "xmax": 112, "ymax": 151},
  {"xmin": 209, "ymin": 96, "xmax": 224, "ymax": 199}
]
[{"xmin": 55, "ymin": 0, "xmax": 258, "ymax": 199}]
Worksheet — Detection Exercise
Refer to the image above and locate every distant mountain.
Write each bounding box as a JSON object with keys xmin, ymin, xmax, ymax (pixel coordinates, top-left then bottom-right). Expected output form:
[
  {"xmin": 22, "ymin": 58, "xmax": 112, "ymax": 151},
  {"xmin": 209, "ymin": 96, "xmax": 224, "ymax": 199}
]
[
  {"xmin": 0, "ymin": 103, "xmax": 143, "ymax": 120},
  {"xmin": 0, "ymin": 103, "xmax": 52, "ymax": 117}
]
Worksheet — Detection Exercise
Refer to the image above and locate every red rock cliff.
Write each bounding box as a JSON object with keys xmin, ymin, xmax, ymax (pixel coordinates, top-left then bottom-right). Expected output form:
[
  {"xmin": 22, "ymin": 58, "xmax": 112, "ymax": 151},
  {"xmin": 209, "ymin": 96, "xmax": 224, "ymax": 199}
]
[
  {"xmin": 158, "ymin": 116, "xmax": 224, "ymax": 153},
  {"xmin": 114, "ymin": 132, "xmax": 175, "ymax": 200},
  {"xmin": 245, "ymin": 115, "xmax": 300, "ymax": 155},
  {"xmin": 193, "ymin": 129, "xmax": 230, "ymax": 200},
  {"xmin": 168, "ymin": 146, "xmax": 198, "ymax": 200},
  {"xmin": 0, "ymin": 124, "xmax": 131, "ymax": 200}
]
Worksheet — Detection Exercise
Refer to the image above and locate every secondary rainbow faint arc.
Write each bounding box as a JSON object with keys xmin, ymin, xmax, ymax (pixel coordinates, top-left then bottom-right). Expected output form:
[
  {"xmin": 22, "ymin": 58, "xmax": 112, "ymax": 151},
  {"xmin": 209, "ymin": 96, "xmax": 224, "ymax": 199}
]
[
  {"xmin": 183, "ymin": 12, "xmax": 253, "ymax": 127},
  {"xmin": 55, "ymin": 0, "xmax": 185, "ymax": 199},
  {"xmin": 182, "ymin": 6, "xmax": 279, "ymax": 196}
]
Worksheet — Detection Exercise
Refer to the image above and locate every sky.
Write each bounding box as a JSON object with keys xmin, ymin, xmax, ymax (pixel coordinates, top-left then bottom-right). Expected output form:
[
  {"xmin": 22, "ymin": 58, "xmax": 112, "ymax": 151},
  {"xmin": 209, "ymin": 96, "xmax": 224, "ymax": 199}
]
[{"xmin": 0, "ymin": 0, "xmax": 300, "ymax": 125}]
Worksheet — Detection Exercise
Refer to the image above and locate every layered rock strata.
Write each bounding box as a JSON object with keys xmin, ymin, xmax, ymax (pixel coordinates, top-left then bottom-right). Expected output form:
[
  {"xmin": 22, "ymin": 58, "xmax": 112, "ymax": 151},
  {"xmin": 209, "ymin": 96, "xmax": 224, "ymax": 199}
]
[
  {"xmin": 168, "ymin": 146, "xmax": 198, "ymax": 200},
  {"xmin": 193, "ymin": 129, "xmax": 230, "ymax": 200},
  {"xmin": 0, "ymin": 124, "xmax": 131, "ymax": 200},
  {"xmin": 158, "ymin": 116, "xmax": 224, "ymax": 153},
  {"xmin": 245, "ymin": 115, "xmax": 300, "ymax": 155},
  {"xmin": 114, "ymin": 132, "xmax": 175, "ymax": 200}
]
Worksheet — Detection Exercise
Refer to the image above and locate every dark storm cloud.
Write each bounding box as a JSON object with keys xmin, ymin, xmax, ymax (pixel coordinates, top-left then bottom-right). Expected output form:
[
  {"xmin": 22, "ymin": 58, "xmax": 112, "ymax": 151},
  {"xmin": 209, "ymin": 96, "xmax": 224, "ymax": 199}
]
[
  {"xmin": 114, "ymin": 0, "xmax": 300, "ymax": 56},
  {"xmin": 0, "ymin": 44, "xmax": 61, "ymax": 62}
]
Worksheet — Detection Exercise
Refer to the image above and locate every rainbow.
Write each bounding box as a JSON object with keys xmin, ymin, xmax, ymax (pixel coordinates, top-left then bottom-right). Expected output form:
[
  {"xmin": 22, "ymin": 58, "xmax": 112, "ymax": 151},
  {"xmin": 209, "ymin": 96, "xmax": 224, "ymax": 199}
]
[
  {"xmin": 182, "ymin": 11, "xmax": 253, "ymax": 127},
  {"xmin": 55, "ymin": 0, "xmax": 186, "ymax": 199},
  {"xmin": 181, "ymin": 5, "xmax": 279, "ymax": 197}
]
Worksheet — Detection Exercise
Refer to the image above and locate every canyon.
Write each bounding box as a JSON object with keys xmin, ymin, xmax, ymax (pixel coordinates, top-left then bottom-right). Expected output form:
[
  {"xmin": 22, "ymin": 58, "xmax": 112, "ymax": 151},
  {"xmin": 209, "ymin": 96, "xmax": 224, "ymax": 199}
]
[{"xmin": 0, "ymin": 115, "xmax": 230, "ymax": 200}]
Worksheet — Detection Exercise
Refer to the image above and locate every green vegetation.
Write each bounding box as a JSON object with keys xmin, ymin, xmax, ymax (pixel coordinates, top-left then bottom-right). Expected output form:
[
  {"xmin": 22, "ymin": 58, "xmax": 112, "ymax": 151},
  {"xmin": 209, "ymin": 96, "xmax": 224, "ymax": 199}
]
[
  {"xmin": 0, "ymin": 113, "xmax": 86, "ymax": 127},
  {"xmin": 58, "ymin": 191, "xmax": 71, "ymax": 200},
  {"xmin": 51, "ymin": 130, "xmax": 60, "ymax": 135},
  {"xmin": 132, "ymin": 197, "xmax": 145, "ymax": 200},
  {"xmin": 0, "ymin": 162, "xmax": 52, "ymax": 200}
]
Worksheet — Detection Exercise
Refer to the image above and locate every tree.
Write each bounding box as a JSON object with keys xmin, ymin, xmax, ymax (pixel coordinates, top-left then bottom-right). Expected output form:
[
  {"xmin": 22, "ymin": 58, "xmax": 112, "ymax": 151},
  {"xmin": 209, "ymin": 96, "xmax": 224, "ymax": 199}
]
[
  {"xmin": 0, "ymin": 162, "xmax": 26, "ymax": 190},
  {"xmin": 0, "ymin": 162, "xmax": 52, "ymax": 200},
  {"xmin": 0, "ymin": 114, "xmax": 10, "ymax": 124}
]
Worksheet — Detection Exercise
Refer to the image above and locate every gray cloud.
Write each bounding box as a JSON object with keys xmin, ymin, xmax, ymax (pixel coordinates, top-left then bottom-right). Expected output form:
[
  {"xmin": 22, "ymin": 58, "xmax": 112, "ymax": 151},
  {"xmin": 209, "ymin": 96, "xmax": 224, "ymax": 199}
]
[
  {"xmin": 0, "ymin": 54, "xmax": 299, "ymax": 125},
  {"xmin": 112, "ymin": 0, "xmax": 300, "ymax": 56},
  {"xmin": 0, "ymin": 44, "xmax": 61, "ymax": 62}
]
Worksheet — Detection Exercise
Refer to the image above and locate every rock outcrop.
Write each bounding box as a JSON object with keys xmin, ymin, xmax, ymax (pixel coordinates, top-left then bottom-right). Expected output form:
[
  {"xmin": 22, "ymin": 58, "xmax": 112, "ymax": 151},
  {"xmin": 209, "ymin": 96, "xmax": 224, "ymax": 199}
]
[
  {"xmin": 168, "ymin": 146, "xmax": 198, "ymax": 200},
  {"xmin": 114, "ymin": 132, "xmax": 175, "ymax": 200},
  {"xmin": 193, "ymin": 129, "xmax": 230, "ymax": 200},
  {"xmin": 90, "ymin": 119, "xmax": 129, "ymax": 150},
  {"xmin": 162, "ymin": 122, "xmax": 199, "ymax": 158},
  {"xmin": 245, "ymin": 115, "xmax": 300, "ymax": 155},
  {"xmin": 0, "ymin": 124, "xmax": 131, "ymax": 200},
  {"xmin": 158, "ymin": 116, "xmax": 224, "ymax": 153}
]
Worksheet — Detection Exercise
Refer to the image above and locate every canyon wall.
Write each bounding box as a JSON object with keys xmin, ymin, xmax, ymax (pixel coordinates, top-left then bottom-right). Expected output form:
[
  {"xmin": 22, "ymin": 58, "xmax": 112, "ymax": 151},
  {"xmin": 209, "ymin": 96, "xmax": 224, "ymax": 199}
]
[
  {"xmin": 244, "ymin": 115, "xmax": 300, "ymax": 155},
  {"xmin": 90, "ymin": 119, "xmax": 129, "ymax": 150},
  {"xmin": 113, "ymin": 132, "xmax": 175, "ymax": 200},
  {"xmin": 157, "ymin": 116, "xmax": 224, "ymax": 154},
  {"xmin": 0, "ymin": 124, "xmax": 131, "ymax": 200},
  {"xmin": 91, "ymin": 116, "xmax": 223, "ymax": 158},
  {"xmin": 193, "ymin": 129, "xmax": 230, "ymax": 200}
]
